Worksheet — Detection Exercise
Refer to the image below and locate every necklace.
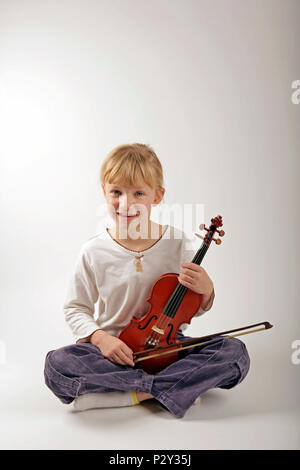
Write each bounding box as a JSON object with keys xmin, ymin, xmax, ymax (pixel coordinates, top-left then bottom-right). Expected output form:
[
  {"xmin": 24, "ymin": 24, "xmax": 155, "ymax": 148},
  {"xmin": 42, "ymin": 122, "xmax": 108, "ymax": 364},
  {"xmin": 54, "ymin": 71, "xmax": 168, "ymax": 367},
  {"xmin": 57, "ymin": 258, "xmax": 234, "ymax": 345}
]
[
  {"xmin": 106, "ymin": 225, "xmax": 167, "ymax": 273},
  {"xmin": 134, "ymin": 254, "xmax": 144, "ymax": 272},
  {"xmin": 106, "ymin": 228, "xmax": 146, "ymax": 272}
]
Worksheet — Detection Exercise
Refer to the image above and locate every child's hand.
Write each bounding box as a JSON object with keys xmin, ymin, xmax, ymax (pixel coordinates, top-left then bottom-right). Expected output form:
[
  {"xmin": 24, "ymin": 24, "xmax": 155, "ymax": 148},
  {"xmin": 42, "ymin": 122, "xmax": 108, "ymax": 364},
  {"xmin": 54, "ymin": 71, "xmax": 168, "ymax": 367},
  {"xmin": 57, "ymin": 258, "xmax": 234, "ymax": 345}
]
[
  {"xmin": 178, "ymin": 263, "xmax": 214, "ymax": 309},
  {"xmin": 91, "ymin": 330, "xmax": 135, "ymax": 367}
]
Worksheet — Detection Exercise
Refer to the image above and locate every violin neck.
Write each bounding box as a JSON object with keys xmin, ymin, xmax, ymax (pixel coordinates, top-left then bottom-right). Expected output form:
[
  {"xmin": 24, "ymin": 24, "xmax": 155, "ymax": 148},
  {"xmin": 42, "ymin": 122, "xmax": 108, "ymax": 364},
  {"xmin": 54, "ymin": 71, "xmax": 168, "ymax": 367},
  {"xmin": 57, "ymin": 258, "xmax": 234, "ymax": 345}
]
[{"xmin": 193, "ymin": 240, "xmax": 209, "ymax": 265}]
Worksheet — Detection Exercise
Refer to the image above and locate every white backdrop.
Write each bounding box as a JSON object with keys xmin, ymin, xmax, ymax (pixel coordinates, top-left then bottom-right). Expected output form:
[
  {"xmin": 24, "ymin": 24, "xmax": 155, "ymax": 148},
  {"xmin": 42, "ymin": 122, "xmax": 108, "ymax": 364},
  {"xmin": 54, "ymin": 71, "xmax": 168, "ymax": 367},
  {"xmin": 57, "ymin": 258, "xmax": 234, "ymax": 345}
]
[{"xmin": 0, "ymin": 0, "xmax": 299, "ymax": 450}]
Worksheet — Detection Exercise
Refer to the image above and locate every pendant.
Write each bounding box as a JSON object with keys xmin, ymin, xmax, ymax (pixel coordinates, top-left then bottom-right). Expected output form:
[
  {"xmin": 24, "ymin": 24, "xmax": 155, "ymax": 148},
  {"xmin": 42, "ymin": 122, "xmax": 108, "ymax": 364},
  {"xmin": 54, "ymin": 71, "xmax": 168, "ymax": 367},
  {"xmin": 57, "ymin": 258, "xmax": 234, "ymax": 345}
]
[{"xmin": 135, "ymin": 254, "xmax": 144, "ymax": 272}]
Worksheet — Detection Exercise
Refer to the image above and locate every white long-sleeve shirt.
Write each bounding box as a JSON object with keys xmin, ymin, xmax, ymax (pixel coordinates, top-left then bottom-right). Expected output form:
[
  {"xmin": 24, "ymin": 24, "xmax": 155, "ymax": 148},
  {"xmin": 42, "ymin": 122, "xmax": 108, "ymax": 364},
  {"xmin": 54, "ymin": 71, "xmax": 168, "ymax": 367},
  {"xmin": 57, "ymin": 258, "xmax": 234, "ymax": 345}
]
[{"xmin": 63, "ymin": 224, "xmax": 215, "ymax": 343}]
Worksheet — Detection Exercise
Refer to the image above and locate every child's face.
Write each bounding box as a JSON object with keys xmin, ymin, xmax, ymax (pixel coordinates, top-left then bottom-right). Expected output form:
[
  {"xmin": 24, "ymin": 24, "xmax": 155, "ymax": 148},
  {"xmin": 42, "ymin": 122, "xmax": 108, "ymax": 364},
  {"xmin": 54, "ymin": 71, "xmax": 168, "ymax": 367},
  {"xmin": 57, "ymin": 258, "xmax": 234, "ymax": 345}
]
[{"xmin": 102, "ymin": 179, "xmax": 164, "ymax": 228}]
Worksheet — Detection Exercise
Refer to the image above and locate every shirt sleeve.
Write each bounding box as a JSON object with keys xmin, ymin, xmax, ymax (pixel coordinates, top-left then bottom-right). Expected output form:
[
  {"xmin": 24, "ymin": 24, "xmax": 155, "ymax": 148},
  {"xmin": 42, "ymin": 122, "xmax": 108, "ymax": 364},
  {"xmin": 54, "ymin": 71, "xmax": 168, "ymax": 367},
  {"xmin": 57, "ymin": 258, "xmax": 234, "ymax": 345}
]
[{"xmin": 63, "ymin": 248, "xmax": 100, "ymax": 343}]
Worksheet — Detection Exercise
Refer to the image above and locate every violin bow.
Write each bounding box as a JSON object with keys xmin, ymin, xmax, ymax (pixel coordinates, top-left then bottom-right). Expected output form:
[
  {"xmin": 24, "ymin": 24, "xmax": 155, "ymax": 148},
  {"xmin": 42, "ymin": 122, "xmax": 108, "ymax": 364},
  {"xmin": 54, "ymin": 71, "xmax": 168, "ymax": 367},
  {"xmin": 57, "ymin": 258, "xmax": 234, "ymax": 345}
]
[{"xmin": 133, "ymin": 321, "xmax": 273, "ymax": 364}]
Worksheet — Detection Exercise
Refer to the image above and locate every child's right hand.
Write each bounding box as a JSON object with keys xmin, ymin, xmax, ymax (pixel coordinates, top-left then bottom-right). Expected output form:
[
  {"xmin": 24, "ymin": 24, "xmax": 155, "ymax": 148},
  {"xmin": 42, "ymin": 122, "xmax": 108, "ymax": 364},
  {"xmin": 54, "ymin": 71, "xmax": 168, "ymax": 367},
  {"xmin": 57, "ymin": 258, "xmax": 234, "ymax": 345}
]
[{"xmin": 90, "ymin": 329, "xmax": 135, "ymax": 367}]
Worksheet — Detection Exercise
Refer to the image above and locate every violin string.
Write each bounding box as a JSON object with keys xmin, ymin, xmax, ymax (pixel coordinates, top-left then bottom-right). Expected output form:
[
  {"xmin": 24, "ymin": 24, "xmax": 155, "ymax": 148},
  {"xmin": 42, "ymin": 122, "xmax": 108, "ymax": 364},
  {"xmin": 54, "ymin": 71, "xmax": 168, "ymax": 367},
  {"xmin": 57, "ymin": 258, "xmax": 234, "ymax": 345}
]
[
  {"xmin": 147, "ymin": 275, "xmax": 189, "ymax": 345},
  {"xmin": 153, "ymin": 241, "xmax": 208, "ymax": 346},
  {"xmin": 147, "ymin": 244, "xmax": 207, "ymax": 346},
  {"xmin": 161, "ymin": 243, "xmax": 205, "ymax": 319},
  {"xmin": 147, "ymin": 245, "xmax": 205, "ymax": 346},
  {"xmin": 150, "ymin": 277, "xmax": 191, "ymax": 345}
]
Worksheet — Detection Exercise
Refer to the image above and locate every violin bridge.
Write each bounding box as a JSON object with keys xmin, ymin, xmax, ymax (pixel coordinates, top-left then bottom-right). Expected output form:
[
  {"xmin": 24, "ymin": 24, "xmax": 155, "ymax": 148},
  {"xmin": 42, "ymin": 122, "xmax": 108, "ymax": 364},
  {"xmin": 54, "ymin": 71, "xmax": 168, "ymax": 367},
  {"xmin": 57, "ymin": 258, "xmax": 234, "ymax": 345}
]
[{"xmin": 152, "ymin": 325, "xmax": 165, "ymax": 335}]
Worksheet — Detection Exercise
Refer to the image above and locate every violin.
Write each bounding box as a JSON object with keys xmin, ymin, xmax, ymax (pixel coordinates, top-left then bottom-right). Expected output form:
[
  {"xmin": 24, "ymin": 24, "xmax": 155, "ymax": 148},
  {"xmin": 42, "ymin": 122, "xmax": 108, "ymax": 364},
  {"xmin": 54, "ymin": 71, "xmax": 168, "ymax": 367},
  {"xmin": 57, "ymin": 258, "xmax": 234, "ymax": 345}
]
[{"xmin": 118, "ymin": 215, "xmax": 273, "ymax": 374}]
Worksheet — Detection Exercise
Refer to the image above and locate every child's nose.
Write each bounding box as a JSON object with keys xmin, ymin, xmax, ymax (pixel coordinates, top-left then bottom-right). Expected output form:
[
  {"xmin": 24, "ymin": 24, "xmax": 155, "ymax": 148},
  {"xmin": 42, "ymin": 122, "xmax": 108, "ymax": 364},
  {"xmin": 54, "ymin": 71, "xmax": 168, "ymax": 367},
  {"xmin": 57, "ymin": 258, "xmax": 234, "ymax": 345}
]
[{"xmin": 119, "ymin": 195, "xmax": 135, "ymax": 210}]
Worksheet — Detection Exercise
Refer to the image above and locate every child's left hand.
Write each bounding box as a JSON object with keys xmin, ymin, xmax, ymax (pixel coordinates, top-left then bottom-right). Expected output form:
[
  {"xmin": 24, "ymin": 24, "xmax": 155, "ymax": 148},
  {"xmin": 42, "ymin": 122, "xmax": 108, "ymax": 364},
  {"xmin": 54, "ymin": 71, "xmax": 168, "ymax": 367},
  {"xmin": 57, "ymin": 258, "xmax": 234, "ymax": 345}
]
[{"xmin": 177, "ymin": 263, "xmax": 214, "ymax": 307}]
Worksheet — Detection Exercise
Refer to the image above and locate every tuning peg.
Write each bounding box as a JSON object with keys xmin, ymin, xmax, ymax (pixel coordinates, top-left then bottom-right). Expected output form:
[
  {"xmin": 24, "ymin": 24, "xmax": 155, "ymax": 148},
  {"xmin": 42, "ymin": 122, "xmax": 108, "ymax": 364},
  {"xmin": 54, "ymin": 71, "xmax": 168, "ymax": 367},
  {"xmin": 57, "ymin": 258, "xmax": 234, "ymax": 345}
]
[
  {"xmin": 212, "ymin": 238, "xmax": 222, "ymax": 245},
  {"xmin": 199, "ymin": 224, "xmax": 209, "ymax": 231},
  {"xmin": 216, "ymin": 229, "xmax": 225, "ymax": 237}
]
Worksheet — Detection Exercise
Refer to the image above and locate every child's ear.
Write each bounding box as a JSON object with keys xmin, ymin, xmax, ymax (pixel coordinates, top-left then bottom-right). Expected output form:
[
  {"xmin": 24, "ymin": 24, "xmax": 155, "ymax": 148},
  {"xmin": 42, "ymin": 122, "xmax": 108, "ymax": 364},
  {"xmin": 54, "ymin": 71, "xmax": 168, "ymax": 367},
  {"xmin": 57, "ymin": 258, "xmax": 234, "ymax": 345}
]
[{"xmin": 154, "ymin": 187, "xmax": 165, "ymax": 205}]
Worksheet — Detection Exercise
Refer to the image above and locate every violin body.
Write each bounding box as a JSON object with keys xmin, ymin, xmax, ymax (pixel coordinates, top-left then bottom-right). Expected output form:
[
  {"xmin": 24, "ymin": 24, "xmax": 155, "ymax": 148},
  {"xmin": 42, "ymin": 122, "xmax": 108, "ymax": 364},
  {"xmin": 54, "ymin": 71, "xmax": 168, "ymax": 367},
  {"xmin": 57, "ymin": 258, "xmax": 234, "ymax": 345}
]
[{"xmin": 118, "ymin": 272, "xmax": 202, "ymax": 374}]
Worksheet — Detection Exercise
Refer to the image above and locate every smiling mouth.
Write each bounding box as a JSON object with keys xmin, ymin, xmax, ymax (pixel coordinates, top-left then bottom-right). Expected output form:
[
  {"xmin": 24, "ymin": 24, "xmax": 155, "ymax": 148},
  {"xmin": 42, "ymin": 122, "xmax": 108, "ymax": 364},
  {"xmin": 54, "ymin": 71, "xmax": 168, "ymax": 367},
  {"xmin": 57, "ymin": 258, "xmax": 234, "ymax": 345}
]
[{"xmin": 117, "ymin": 212, "xmax": 139, "ymax": 218}]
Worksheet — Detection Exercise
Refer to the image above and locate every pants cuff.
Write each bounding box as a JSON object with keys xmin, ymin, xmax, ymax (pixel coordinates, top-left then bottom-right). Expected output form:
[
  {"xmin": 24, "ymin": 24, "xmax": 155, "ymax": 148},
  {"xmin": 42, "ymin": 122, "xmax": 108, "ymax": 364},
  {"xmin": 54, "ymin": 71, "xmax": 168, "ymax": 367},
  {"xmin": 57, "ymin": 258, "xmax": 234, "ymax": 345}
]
[{"xmin": 150, "ymin": 389, "xmax": 185, "ymax": 418}]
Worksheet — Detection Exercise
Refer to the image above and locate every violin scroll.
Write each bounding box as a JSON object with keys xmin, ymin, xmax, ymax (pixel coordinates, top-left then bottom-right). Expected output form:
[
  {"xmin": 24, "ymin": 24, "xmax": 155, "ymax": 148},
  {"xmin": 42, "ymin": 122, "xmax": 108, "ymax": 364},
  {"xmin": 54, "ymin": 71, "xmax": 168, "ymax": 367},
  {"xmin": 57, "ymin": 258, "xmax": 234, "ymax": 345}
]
[{"xmin": 195, "ymin": 215, "xmax": 225, "ymax": 246}]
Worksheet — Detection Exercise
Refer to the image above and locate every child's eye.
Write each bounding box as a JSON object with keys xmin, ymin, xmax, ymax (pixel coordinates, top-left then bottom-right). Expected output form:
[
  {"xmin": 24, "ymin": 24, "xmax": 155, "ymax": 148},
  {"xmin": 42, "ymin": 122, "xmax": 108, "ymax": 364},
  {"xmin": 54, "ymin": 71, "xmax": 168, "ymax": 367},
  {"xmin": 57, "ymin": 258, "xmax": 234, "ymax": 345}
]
[{"xmin": 111, "ymin": 190, "xmax": 144, "ymax": 196}]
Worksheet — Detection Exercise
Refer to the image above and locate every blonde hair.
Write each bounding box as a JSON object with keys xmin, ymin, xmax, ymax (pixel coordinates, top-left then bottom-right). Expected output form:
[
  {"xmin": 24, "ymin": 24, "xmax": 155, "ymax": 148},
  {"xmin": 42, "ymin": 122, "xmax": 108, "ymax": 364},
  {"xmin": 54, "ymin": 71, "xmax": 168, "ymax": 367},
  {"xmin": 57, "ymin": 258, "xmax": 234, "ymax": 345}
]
[{"xmin": 100, "ymin": 143, "xmax": 164, "ymax": 194}]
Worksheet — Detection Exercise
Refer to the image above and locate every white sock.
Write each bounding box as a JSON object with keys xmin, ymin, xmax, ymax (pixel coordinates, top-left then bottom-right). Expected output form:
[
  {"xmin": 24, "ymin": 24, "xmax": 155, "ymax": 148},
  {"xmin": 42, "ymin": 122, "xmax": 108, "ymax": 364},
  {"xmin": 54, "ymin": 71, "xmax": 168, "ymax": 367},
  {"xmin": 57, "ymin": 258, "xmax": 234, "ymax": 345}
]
[{"xmin": 72, "ymin": 391, "xmax": 140, "ymax": 411}]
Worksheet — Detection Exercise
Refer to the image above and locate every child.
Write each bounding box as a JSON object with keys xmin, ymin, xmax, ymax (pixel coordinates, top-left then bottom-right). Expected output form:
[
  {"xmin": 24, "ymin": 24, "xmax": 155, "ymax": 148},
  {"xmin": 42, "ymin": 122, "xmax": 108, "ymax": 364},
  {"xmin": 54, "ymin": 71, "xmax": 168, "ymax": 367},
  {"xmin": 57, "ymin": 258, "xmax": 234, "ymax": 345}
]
[{"xmin": 44, "ymin": 143, "xmax": 250, "ymax": 419}]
